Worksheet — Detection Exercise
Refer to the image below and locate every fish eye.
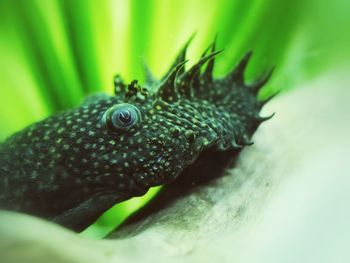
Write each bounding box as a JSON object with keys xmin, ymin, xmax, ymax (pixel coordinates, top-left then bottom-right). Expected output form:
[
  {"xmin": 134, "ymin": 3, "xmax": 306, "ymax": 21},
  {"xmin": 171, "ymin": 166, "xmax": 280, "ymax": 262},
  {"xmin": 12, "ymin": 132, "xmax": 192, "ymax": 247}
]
[{"xmin": 103, "ymin": 103, "xmax": 141, "ymax": 131}]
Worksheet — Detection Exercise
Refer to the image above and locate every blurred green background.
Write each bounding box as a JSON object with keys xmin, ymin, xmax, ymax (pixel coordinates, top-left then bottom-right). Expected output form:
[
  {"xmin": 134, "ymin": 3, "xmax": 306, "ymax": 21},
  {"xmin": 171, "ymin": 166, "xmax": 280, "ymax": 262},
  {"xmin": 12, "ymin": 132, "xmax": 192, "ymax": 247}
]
[{"xmin": 0, "ymin": 0, "xmax": 349, "ymax": 238}]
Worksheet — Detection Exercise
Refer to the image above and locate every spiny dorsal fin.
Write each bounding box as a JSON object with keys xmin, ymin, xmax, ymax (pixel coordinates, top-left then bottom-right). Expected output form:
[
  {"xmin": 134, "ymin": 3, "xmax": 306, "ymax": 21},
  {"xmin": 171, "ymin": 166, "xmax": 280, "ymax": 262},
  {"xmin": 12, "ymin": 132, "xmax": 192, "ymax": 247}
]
[
  {"xmin": 202, "ymin": 36, "xmax": 218, "ymax": 82},
  {"xmin": 250, "ymin": 66, "xmax": 275, "ymax": 94},
  {"xmin": 228, "ymin": 51, "xmax": 253, "ymax": 85},
  {"xmin": 177, "ymin": 50, "xmax": 223, "ymax": 97},
  {"xmin": 258, "ymin": 91, "xmax": 279, "ymax": 108},
  {"xmin": 192, "ymin": 39, "xmax": 218, "ymax": 92},
  {"xmin": 161, "ymin": 34, "xmax": 195, "ymax": 81},
  {"xmin": 157, "ymin": 60, "xmax": 188, "ymax": 102}
]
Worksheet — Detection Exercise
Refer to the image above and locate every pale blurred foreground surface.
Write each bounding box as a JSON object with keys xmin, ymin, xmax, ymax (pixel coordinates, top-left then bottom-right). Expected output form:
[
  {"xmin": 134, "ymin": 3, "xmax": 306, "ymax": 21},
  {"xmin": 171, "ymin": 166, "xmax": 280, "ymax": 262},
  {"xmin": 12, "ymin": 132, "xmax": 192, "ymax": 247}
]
[{"xmin": 0, "ymin": 69, "xmax": 349, "ymax": 263}]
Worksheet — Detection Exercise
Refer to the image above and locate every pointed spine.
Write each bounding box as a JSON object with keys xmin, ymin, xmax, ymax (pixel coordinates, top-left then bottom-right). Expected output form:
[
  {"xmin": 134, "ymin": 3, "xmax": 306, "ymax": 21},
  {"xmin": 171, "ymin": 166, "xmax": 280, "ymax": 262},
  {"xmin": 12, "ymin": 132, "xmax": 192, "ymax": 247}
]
[
  {"xmin": 258, "ymin": 91, "xmax": 280, "ymax": 108},
  {"xmin": 192, "ymin": 38, "xmax": 218, "ymax": 92},
  {"xmin": 177, "ymin": 50, "xmax": 223, "ymax": 97},
  {"xmin": 161, "ymin": 33, "xmax": 195, "ymax": 81},
  {"xmin": 250, "ymin": 66, "xmax": 275, "ymax": 94},
  {"xmin": 257, "ymin": 112, "xmax": 275, "ymax": 123},
  {"xmin": 157, "ymin": 60, "xmax": 188, "ymax": 102},
  {"xmin": 202, "ymin": 36, "xmax": 218, "ymax": 82},
  {"xmin": 229, "ymin": 51, "xmax": 253, "ymax": 85}
]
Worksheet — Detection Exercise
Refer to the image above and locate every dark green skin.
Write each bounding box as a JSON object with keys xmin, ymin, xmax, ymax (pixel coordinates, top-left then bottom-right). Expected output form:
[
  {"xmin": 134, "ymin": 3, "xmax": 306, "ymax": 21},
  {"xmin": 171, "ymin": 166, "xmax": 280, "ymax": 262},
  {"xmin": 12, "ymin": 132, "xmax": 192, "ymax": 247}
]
[{"xmin": 0, "ymin": 40, "xmax": 274, "ymax": 232}]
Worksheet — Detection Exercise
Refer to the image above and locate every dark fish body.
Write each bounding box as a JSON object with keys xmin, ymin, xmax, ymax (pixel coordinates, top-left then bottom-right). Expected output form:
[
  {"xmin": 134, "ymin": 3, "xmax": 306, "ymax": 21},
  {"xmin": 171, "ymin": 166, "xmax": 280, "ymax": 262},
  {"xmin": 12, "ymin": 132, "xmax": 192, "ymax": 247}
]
[{"xmin": 0, "ymin": 40, "xmax": 275, "ymax": 231}]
